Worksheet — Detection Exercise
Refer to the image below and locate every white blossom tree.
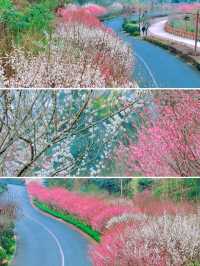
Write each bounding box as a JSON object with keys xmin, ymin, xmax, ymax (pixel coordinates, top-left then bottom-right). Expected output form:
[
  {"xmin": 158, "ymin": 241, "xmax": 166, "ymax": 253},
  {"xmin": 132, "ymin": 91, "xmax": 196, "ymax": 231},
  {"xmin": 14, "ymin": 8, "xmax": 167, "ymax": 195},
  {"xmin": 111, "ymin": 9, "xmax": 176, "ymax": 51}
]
[{"xmin": 0, "ymin": 90, "xmax": 149, "ymax": 176}]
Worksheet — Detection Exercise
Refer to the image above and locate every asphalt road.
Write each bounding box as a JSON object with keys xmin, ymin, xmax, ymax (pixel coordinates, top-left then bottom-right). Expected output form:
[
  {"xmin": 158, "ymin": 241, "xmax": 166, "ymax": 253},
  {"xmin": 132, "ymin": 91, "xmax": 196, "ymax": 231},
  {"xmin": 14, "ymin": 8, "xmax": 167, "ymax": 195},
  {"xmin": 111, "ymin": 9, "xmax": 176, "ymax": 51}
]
[
  {"xmin": 104, "ymin": 16, "xmax": 200, "ymax": 88},
  {"xmin": 3, "ymin": 185, "xmax": 92, "ymax": 266}
]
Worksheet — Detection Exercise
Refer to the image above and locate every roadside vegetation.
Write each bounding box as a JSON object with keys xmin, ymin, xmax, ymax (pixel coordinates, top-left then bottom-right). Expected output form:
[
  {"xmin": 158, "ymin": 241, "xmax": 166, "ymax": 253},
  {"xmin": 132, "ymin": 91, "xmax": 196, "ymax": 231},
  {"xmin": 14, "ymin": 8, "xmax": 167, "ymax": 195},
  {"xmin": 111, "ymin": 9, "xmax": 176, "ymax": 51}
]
[
  {"xmin": 0, "ymin": 0, "xmax": 135, "ymax": 87},
  {"xmin": 0, "ymin": 187, "xmax": 17, "ymax": 266},
  {"xmin": 34, "ymin": 199, "xmax": 101, "ymax": 241},
  {"xmin": 28, "ymin": 179, "xmax": 200, "ymax": 266},
  {"xmin": 0, "ymin": 222, "xmax": 15, "ymax": 266}
]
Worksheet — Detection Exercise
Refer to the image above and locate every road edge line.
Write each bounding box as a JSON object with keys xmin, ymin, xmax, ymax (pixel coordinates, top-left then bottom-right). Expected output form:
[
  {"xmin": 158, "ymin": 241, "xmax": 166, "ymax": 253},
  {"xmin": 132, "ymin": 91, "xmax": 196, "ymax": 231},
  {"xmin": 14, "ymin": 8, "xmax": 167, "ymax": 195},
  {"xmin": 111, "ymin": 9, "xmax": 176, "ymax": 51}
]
[{"xmin": 25, "ymin": 213, "xmax": 65, "ymax": 266}]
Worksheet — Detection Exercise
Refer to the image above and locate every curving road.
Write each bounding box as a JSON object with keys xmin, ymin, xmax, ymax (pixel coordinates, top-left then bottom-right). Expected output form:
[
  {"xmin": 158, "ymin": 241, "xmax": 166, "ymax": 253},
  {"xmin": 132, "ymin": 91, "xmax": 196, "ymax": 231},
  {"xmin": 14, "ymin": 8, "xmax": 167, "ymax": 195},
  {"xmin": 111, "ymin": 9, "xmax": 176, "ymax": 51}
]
[
  {"xmin": 149, "ymin": 19, "xmax": 200, "ymax": 49},
  {"xmin": 104, "ymin": 16, "xmax": 200, "ymax": 88},
  {"xmin": 2, "ymin": 185, "xmax": 92, "ymax": 266}
]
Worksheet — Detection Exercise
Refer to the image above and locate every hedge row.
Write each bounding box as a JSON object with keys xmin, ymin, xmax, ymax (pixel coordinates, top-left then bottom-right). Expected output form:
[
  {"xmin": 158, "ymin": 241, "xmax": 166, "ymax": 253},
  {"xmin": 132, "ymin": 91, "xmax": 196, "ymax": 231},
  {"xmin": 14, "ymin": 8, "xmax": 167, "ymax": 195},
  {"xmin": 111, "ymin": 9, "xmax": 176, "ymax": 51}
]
[{"xmin": 122, "ymin": 20, "xmax": 140, "ymax": 36}]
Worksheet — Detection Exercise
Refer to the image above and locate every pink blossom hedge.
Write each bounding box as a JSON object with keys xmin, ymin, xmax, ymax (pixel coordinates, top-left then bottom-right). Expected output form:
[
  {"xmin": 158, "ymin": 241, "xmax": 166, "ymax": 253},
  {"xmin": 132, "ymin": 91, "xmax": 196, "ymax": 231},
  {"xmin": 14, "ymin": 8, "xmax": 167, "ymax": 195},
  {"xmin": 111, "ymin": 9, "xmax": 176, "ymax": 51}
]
[{"xmin": 28, "ymin": 182, "xmax": 138, "ymax": 231}]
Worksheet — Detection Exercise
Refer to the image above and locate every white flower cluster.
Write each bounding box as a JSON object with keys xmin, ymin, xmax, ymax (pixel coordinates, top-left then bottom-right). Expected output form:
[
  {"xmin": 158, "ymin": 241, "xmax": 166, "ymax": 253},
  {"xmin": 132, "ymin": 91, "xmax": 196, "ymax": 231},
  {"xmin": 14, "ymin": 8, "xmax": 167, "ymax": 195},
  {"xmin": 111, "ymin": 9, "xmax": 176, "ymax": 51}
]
[
  {"xmin": 2, "ymin": 140, "xmax": 31, "ymax": 176},
  {"xmin": 84, "ymin": 113, "xmax": 128, "ymax": 176},
  {"xmin": 0, "ymin": 19, "xmax": 135, "ymax": 88},
  {"xmin": 2, "ymin": 47, "xmax": 105, "ymax": 88},
  {"xmin": 122, "ymin": 213, "xmax": 200, "ymax": 265},
  {"xmin": 0, "ymin": 91, "xmax": 78, "ymax": 176},
  {"xmin": 57, "ymin": 22, "xmax": 135, "ymax": 87},
  {"xmin": 106, "ymin": 213, "xmax": 147, "ymax": 229},
  {"xmin": 33, "ymin": 137, "xmax": 75, "ymax": 177},
  {"xmin": 0, "ymin": 90, "xmax": 144, "ymax": 176}
]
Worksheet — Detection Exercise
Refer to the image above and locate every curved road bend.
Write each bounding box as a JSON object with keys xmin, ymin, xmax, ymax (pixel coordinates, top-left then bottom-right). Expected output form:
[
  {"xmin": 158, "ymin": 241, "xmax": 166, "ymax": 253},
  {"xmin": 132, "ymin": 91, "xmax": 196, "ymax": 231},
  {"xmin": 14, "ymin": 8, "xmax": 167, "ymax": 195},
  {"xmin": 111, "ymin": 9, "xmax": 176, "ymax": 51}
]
[
  {"xmin": 104, "ymin": 16, "xmax": 200, "ymax": 88},
  {"xmin": 4, "ymin": 185, "xmax": 92, "ymax": 266},
  {"xmin": 149, "ymin": 19, "xmax": 200, "ymax": 49}
]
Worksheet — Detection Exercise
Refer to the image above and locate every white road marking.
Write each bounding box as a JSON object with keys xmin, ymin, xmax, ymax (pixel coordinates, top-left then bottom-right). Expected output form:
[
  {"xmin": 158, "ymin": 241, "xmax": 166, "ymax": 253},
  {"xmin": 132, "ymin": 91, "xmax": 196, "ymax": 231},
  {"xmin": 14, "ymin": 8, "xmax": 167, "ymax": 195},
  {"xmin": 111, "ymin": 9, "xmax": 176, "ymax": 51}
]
[
  {"xmin": 25, "ymin": 214, "xmax": 65, "ymax": 266},
  {"xmin": 120, "ymin": 28, "xmax": 159, "ymax": 87},
  {"xmin": 134, "ymin": 52, "xmax": 159, "ymax": 87}
]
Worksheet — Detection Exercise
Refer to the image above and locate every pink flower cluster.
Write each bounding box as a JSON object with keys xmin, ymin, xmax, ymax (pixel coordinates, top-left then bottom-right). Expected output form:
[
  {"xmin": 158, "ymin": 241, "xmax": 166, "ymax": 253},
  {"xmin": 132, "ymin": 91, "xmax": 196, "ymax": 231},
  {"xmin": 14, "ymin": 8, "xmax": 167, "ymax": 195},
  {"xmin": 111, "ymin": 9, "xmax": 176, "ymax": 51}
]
[
  {"xmin": 82, "ymin": 4, "xmax": 107, "ymax": 17},
  {"xmin": 57, "ymin": 5, "xmax": 107, "ymax": 29},
  {"xmin": 177, "ymin": 3, "xmax": 200, "ymax": 12},
  {"xmin": 27, "ymin": 182, "xmax": 137, "ymax": 231},
  {"xmin": 116, "ymin": 91, "xmax": 200, "ymax": 176},
  {"xmin": 132, "ymin": 190, "xmax": 195, "ymax": 216},
  {"xmin": 90, "ymin": 192, "xmax": 198, "ymax": 266},
  {"xmin": 54, "ymin": 4, "xmax": 134, "ymax": 87}
]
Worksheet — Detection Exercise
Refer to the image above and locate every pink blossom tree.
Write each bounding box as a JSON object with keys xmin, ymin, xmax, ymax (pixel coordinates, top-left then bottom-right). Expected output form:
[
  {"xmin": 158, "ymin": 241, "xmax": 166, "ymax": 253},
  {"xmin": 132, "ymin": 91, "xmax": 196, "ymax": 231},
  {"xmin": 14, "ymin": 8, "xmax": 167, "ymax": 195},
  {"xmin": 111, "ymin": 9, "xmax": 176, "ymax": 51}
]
[
  {"xmin": 177, "ymin": 3, "xmax": 200, "ymax": 13},
  {"xmin": 116, "ymin": 91, "xmax": 200, "ymax": 177}
]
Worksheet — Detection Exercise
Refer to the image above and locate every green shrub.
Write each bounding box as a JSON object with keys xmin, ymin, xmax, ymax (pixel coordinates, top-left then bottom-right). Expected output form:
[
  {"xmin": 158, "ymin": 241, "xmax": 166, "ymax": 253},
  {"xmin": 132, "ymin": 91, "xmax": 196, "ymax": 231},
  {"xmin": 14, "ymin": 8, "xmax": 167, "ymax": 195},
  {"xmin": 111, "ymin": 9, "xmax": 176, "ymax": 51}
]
[
  {"xmin": 0, "ymin": 246, "xmax": 7, "ymax": 262},
  {"xmin": 0, "ymin": 0, "xmax": 12, "ymax": 15},
  {"xmin": 130, "ymin": 20, "xmax": 138, "ymax": 24},
  {"xmin": 2, "ymin": 8, "xmax": 28, "ymax": 34},
  {"xmin": 123, "ymin": 22, "xmax": 140, "ymax": 36},
  {"xmin": 24, "ymin": 3, "xmax": 54, "ymax": 33},
  {"xmin": 187, "ymin": 262, "xmax": 200, "ymax": 266},
  {"xmin": 7, "ymin": 244, "xmax": 15, "ymax": 256},
  {"xmin": 1, "ymin": 236, "xmax": 14, "ymax": 255},
  {"xmin": 0, "ymin": 222, "xmax": 15, "ymax": 264},
  {"xmin": 0, "ymin": 0, "xmax": 56, "ymax": 51}
]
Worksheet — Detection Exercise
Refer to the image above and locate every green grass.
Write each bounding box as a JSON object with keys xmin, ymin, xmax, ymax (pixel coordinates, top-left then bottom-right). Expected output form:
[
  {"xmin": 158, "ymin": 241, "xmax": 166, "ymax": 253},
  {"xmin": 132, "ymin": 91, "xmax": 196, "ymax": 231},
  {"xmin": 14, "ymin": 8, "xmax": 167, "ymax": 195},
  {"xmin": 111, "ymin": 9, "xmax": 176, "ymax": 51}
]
[
  {"xmin": 144, "ymin": 36, "xmax": 170, "ymax": 50},
  {"xmin": 33, "ymin": 200, "xmax": 101, "ymax": 242}
]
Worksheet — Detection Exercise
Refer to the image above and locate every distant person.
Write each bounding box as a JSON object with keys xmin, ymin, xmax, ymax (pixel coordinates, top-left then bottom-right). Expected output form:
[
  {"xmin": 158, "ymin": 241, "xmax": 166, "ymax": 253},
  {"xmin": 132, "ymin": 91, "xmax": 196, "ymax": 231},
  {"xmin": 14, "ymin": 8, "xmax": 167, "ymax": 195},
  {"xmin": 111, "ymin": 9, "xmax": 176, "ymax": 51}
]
[
  {"xmin": 145, "ymin": 22, "xmax": 150, "ymax": 36},
  {"xmin": 142, "ymin": 26, "xmax": 146, "ymax": 36}
]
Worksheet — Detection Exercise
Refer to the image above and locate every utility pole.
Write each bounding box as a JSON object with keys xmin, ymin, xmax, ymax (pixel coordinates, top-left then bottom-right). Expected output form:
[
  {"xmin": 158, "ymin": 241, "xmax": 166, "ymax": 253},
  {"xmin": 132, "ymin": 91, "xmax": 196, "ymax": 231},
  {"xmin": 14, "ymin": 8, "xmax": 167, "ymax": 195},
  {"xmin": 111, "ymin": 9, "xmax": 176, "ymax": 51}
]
[{"xmin": 194, "ymin": 10, "xmax": 199, "ymax": 56}]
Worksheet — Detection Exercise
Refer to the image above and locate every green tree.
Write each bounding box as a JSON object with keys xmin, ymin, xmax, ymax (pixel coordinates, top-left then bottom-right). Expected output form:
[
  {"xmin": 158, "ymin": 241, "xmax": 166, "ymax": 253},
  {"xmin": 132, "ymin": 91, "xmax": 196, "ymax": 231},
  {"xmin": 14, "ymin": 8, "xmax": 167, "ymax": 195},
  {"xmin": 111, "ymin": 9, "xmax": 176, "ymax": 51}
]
[
  {"xmin": 153, "ymin": 179, "xmax": 200, "ymax": 202},
  {"xmin": 126, "ymin": 178, "xmax": 153, "ymax": 197}
]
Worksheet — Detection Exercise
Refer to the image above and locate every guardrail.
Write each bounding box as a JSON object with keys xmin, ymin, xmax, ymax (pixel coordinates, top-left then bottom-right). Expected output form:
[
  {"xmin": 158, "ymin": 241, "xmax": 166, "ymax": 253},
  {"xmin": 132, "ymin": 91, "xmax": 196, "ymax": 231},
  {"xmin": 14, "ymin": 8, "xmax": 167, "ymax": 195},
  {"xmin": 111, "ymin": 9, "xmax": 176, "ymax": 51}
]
[{"xmin": 165, "ymin": 23, "xmax": 198, "ymax": 40}]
